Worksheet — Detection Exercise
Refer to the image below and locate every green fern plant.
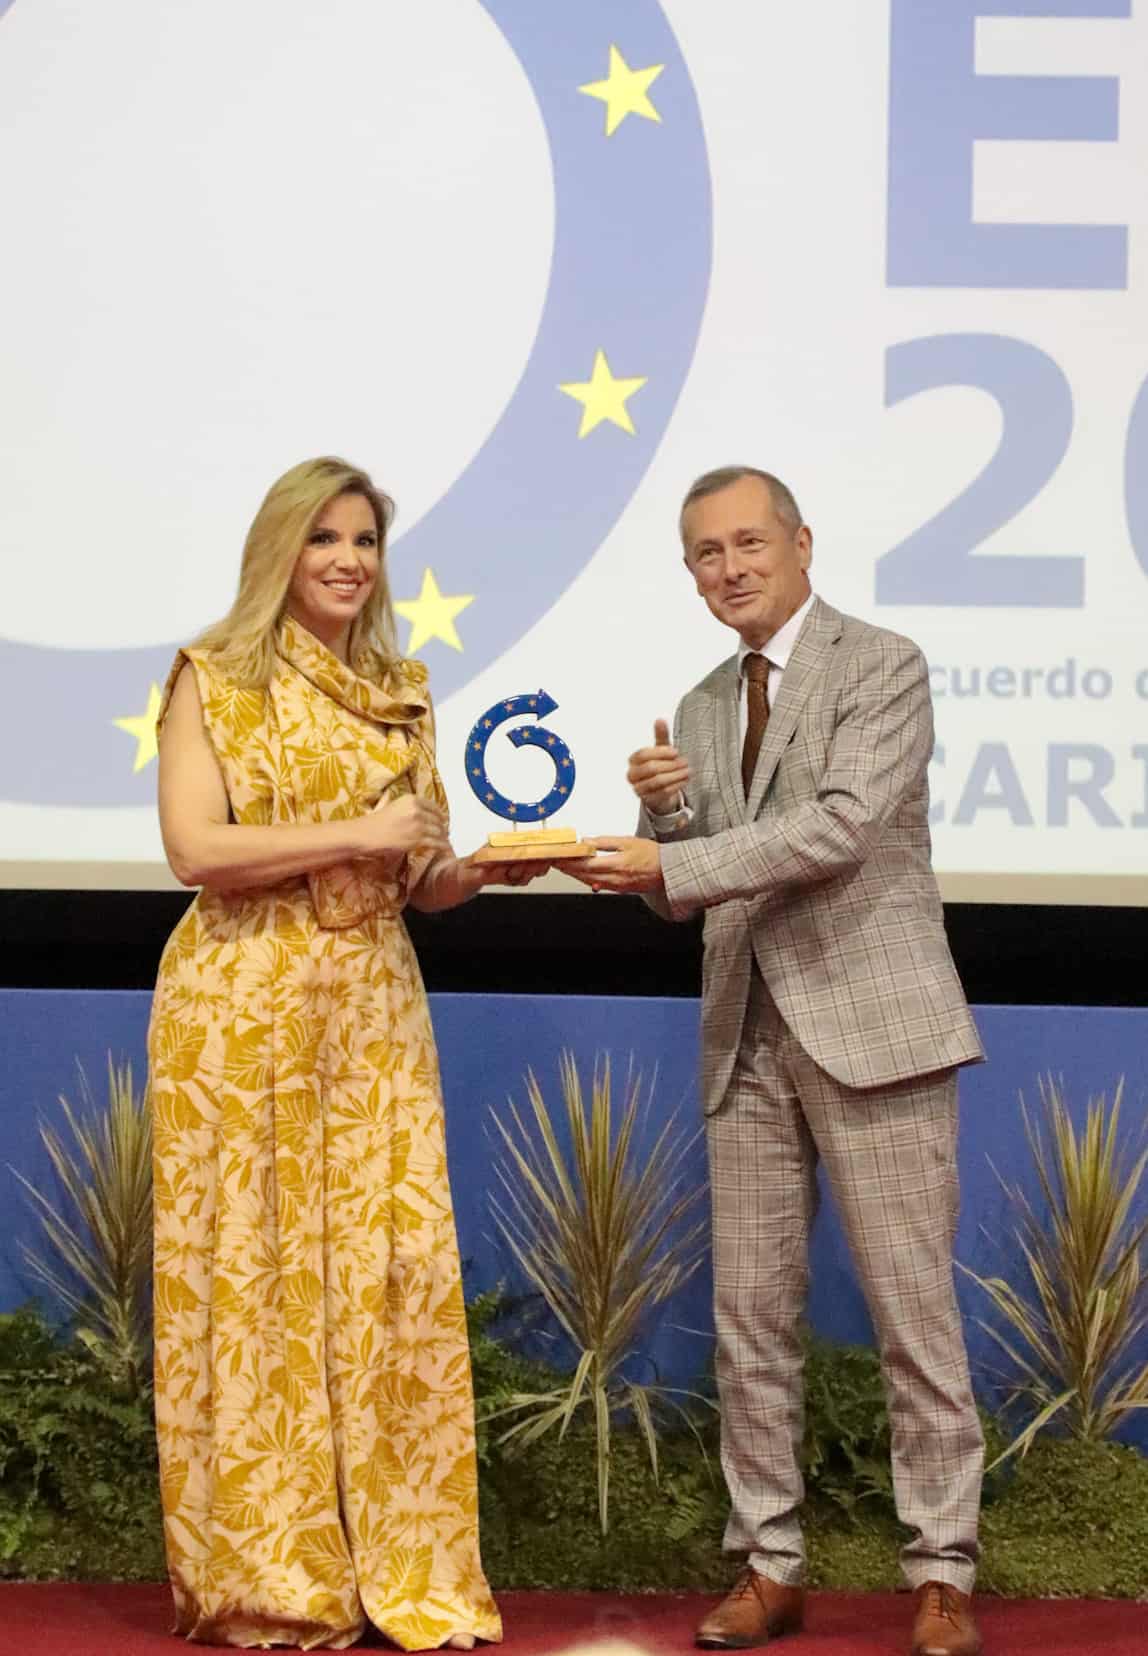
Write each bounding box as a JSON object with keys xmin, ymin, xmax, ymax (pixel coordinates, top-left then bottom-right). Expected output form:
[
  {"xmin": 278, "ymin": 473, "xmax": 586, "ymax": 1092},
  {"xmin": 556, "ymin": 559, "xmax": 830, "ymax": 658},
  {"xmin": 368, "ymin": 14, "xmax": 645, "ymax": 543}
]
[
  {"xmin": 960, "ymin": 1076, "xmax": 1148, "ymax": 1464},
  {"xmin": 484, "ymin": 1052, "xmax": 712, "ymax": 1532},
  {"xmin": 10, "ymin": 1057, "xmax": 153, "ymax": 1394},
  {"xmin": 0, "ymin": 1306, "xmax": 162, "ymax": 1570}
]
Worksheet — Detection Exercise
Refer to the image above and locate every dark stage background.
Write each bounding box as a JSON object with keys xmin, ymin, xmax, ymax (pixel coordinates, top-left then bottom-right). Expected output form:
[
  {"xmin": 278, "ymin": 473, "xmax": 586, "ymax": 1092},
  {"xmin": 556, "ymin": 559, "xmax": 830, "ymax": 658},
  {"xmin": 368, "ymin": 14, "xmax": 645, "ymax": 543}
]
[{"xmin": 1, "ymin": 890, "xmax": 1144, "ymax": 1003}]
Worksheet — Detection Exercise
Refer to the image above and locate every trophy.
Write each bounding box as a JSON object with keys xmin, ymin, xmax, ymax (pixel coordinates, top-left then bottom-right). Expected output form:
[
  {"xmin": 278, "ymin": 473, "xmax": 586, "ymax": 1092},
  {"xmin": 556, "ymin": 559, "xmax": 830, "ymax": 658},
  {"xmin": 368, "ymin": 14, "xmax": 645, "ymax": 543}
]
[{"xmin": 464, "ymin": 689, "xmax": 596, "ymax": 864}]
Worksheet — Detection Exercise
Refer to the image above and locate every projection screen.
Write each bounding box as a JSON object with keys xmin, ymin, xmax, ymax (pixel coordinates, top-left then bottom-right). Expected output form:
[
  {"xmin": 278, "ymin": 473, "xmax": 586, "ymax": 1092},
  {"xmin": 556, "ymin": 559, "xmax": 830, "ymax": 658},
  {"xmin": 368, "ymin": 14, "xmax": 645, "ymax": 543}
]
[{"xmin": 2, "ymin": 0, "xmax": 1146, "ymax": 902}]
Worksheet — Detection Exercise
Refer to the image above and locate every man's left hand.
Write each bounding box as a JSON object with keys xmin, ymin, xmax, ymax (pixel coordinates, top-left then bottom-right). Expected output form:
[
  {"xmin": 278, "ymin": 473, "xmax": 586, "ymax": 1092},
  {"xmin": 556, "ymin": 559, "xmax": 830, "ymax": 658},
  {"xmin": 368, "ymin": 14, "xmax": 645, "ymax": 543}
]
[{"xmin": 567, "ymin": 837, "xmax": 664, "ymax": 894}]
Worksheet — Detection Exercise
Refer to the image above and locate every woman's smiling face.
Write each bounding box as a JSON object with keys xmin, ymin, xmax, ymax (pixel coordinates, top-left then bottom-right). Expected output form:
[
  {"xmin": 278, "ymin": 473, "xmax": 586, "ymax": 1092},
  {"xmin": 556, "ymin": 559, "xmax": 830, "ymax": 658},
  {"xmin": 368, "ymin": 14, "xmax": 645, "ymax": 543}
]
[{"xmin": 285, "ymin": 490, "xmax": 380, "ymax": 657}]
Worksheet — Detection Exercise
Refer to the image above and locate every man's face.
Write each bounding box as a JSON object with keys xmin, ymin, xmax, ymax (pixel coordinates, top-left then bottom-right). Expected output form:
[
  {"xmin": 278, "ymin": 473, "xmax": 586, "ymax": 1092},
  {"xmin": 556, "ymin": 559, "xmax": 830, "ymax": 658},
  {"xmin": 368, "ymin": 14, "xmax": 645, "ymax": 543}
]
[{"xmin": 682, "ymin": 476, "xmax": 812, "ymax": 649}]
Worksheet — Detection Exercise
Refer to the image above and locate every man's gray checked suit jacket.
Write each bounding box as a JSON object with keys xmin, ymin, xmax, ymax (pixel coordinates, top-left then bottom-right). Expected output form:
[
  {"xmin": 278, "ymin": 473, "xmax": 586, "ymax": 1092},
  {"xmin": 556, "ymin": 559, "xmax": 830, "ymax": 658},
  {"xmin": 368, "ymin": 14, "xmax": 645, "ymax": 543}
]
[{"xmin": 642, "ymin": 597, "xmax": 984, "ymax": 1111}]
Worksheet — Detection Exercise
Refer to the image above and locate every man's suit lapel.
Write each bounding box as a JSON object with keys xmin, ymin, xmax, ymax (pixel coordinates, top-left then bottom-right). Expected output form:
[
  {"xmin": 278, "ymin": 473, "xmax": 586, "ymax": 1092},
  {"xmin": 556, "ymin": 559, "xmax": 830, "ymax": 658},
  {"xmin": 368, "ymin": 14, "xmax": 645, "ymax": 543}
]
[
  {"xmin": 710, "ymin": 657, "xmax": 747, "ymax": 828},
  {"xmin": 746, "ymin": 598, "xmax": 843, "ymax": 817}
]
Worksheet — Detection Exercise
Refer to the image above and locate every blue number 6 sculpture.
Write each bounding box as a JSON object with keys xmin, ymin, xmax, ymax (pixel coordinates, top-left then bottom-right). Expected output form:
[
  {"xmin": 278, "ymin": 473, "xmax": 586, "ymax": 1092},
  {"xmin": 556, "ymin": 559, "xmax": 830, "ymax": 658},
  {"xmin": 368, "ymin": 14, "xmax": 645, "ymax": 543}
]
[{"xmin": 464, "ymin": 690, "xmax": 575, "ymax": 823}]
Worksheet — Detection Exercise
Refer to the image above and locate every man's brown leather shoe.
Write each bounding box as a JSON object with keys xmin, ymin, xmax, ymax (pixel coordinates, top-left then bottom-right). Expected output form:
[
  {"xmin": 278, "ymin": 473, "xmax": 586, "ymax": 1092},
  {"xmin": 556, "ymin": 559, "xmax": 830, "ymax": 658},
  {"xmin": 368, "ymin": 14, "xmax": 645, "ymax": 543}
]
[
  {"xmin": 910, "ymin": 1582, "xmax": 981, "ymax": 1656},
  {"xmin": 695, "ymin": 1568, "xmax": 805, "ymax": 1648}
]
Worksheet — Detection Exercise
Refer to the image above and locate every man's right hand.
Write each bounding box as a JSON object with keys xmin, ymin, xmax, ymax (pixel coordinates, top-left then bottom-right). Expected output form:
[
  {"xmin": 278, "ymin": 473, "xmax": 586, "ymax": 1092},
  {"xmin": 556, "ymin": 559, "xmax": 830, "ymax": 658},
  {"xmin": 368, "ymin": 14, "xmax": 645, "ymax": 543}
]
[{"xmin": 627, "ymin": 719, "xmax": 691, "ymax": 817}]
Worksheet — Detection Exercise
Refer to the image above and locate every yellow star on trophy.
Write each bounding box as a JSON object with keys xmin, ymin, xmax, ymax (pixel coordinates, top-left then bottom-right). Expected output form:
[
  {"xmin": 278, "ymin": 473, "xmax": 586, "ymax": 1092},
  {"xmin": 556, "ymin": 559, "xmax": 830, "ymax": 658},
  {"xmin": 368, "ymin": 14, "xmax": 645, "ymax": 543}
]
[
  {"xmin": 394, "ymin": 568, "xmax": 475, "ymax": 653},
  {"xmin": 559, "ymin": 350, "xmax": 648, "ymax": 438},
  {"xmin": 113, "ymin": 682, "xmax": 164, "ymax": 772},
  {"xmin": 579, "ymin": 45, "xmax": 665, "ymax": 137}
]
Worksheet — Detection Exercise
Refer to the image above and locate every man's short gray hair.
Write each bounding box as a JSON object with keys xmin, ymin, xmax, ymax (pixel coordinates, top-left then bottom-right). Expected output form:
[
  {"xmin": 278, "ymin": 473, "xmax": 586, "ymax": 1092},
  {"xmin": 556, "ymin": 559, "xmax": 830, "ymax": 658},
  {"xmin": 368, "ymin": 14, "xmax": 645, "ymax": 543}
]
[{"xmin": 679, "ymin": 466, "xmax": 803, "ymax": 542}]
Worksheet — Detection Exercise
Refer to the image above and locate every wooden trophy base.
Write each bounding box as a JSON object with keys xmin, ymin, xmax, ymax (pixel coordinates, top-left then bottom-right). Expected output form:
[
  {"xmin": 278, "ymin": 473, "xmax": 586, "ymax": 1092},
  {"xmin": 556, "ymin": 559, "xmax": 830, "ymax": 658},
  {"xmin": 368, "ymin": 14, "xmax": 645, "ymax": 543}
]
[{"xmin": 471, "ymin": 825, "xmax": 596, "ymax": 863}]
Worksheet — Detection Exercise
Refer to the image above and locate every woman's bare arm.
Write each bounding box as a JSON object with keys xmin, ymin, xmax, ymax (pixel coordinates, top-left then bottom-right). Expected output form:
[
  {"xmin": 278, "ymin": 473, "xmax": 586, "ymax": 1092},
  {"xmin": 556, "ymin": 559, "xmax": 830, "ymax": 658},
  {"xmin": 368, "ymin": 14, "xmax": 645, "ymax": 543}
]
[
  {"xmin": 407, "ymin": 848, "xmax": 552, "ymax": 911},
  {"xmin": 158, "ymin": 666, "xmax": 447, "ymax": 890}
]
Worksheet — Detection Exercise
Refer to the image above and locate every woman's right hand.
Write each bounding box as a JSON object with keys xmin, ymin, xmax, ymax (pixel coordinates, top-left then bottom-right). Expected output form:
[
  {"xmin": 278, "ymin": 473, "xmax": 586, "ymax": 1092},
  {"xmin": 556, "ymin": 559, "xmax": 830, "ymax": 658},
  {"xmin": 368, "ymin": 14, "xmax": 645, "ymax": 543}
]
[{"xmin": 355, "ymin": 794, "xmax": 449, "ymax": 858}]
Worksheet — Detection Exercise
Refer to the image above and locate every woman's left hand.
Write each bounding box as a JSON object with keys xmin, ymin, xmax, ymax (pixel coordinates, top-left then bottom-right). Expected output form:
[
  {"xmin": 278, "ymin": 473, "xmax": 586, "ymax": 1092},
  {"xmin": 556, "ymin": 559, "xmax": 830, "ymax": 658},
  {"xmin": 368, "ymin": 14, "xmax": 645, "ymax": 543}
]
[{"xmin": 461, "ymin": 851, "xmax": 552, "ymax": 889}]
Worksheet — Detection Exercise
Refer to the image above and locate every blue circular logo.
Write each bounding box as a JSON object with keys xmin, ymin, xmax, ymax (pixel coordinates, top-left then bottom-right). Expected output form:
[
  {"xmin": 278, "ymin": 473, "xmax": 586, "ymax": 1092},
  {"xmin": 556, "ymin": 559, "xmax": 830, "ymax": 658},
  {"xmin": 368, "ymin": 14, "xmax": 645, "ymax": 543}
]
[{"xmin": 0, "ymin": 0, "xmax": 711, "ymax": 805}]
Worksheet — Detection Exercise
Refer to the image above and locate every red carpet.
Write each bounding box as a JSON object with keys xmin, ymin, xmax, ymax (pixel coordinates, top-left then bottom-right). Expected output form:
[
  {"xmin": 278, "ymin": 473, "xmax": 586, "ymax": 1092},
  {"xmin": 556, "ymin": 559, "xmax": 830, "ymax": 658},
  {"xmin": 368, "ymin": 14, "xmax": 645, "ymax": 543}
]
[{"xmin": 1, "ymin": 1585, "xmax": 1145, "ymax": 1656}]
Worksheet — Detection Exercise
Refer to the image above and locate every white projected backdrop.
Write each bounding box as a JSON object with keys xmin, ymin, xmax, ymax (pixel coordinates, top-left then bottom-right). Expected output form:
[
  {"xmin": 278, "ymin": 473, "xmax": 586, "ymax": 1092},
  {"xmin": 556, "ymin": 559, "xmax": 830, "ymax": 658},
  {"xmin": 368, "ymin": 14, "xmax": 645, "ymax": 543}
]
[{"xmin": 2, "ymin": 0, "xmax": 1146, "ymax": 900}]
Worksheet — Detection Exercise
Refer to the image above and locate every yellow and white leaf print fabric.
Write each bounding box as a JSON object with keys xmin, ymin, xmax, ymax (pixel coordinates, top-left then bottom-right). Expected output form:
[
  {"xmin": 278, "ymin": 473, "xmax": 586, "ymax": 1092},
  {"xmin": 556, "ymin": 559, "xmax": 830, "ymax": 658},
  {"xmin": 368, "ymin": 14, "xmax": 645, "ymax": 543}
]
[{"xmin": 148, "ymin": 618, "xmax": 502, "ymax": 1650}]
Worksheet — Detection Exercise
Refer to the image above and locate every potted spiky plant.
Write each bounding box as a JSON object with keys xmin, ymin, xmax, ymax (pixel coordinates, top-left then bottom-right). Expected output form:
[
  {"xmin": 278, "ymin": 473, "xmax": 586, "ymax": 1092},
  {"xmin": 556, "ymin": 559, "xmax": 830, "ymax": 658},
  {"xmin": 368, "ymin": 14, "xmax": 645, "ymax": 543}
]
[
  {"xmin": 485, "ymin": 1051, "xmax": 712, "ymax": 1531},
  {"xmin": 11, "ymin": 1056, "xmax": 153, "ymax": 1395},
  {"xmin": 960, "ymin": 1075, "xmax": 1148, "ymax": 1464}
]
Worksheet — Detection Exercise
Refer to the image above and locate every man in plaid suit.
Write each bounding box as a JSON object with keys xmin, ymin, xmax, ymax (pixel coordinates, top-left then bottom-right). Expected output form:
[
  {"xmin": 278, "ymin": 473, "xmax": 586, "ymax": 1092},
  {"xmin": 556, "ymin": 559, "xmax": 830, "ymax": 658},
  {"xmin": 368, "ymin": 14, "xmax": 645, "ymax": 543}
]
[{"xmin": 571, "ymin": 468, "xmax": 985, "ymax": 1656}]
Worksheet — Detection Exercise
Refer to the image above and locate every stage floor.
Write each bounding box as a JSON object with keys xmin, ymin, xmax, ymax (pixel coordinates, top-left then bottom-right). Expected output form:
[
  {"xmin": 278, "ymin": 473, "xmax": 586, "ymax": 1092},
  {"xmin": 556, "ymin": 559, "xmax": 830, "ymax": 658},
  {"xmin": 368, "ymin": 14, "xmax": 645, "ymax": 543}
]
[{"xmin": 2, "ymin": 1585, "xmax": 1145, "ymax": 1655}]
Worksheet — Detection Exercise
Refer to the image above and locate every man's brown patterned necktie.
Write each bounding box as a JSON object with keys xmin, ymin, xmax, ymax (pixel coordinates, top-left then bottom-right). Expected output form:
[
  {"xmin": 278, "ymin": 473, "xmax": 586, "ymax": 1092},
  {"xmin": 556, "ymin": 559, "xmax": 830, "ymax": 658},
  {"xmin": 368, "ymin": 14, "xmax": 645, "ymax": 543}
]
[{"xmin": 741, "ymin": 652, "xmax": 771, "ymax": 796}]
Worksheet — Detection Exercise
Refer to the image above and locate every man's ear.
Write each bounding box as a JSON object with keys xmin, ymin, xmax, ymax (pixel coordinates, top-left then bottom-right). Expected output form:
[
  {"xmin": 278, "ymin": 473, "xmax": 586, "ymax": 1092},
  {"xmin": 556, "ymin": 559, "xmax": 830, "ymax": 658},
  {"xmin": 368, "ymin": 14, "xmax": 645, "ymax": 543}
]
[{"xmin": 797, "ymin": 525, "xmax": 813, "ymax": 569}]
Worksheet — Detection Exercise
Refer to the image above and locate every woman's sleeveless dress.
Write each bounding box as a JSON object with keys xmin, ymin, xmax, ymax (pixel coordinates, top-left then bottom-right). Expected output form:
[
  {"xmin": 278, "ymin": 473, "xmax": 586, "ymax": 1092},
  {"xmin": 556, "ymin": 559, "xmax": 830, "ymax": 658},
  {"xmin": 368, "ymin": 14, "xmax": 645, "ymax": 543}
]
[{"xmin": 147, "ymin": 617, "xmax": 501, "ymax": 1650}]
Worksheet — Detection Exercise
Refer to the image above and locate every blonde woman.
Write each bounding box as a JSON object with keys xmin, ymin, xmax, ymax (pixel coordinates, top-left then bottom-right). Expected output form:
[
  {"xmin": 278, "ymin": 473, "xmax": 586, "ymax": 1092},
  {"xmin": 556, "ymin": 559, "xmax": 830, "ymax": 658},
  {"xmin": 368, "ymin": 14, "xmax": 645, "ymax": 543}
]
[{"xmin": 149, "ymin": 457, "xmax": 527, "ymax": 1650}]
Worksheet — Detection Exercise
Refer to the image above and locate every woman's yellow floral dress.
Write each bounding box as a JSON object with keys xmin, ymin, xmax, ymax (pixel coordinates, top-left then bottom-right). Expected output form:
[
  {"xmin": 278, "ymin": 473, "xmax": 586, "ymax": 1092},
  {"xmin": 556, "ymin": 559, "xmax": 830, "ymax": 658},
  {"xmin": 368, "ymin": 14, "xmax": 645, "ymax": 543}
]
[{"xmin": 148, "ymin": 617, "xmax": 502, "ymax": 1651}]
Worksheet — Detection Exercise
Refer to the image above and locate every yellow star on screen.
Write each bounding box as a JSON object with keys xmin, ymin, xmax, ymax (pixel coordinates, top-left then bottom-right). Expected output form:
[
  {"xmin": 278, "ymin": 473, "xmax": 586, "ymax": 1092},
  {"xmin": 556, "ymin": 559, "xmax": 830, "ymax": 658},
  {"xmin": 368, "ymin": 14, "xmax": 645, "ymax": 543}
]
[
  {"xmin": 394, "ymin": 568, "xmax": 475, "ymax": 653},
  {"xmin": 579, "ymin": 45, "xmax": 665, "ymax": 137},
  {"xmin": 113, "ymin": 682, "xmax": 164, "ymax": 773},
  {"xmin": 559, "ymin": 349, "xmax": 648, "ymax": 437}
]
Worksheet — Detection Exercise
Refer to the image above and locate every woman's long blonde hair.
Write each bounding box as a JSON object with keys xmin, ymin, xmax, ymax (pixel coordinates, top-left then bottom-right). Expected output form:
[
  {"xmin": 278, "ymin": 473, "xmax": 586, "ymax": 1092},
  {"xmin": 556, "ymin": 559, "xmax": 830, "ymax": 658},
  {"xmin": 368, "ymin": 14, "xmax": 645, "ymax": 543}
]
[{"xmin": 194, "ymin": 457, "xmax": 400, "ymax": 685}]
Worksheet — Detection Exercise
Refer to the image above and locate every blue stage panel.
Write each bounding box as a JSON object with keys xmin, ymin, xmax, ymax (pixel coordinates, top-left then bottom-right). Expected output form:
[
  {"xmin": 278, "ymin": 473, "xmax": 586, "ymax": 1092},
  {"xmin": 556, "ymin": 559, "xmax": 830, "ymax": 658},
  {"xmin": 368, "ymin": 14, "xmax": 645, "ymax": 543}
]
[{"xmin": 1, "ymin": 991, "xmax": 1145, "ymax": 1446}]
